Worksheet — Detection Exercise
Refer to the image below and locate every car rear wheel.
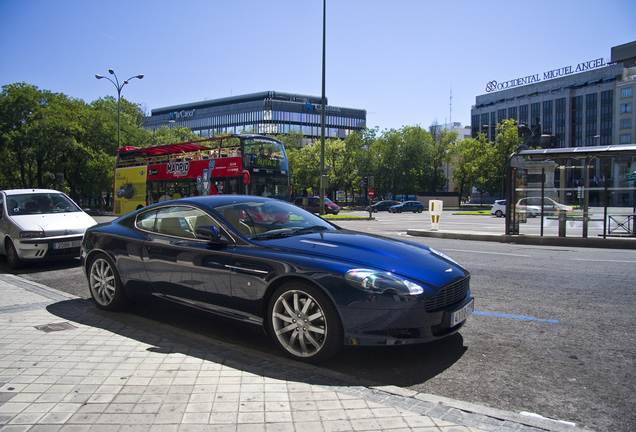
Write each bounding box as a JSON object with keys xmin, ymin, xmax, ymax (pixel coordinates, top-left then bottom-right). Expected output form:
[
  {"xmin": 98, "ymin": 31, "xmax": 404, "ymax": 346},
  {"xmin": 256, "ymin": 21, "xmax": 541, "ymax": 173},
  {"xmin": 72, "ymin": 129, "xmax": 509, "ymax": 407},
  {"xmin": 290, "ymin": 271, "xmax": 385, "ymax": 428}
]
[
  {"xmin": 6, "ymin": 240, "xmax": 24, "ymax": 270},
  {"xmin": 495, "ymin": 210, "xmax": 504, "ymax": 217},
  {"xmin": 88, "ymin": 253, "xmax": 128, "ymax": 311},
  {"xmin": 267, "ymin": 282, "xmax": 343, "ymax": 363}
]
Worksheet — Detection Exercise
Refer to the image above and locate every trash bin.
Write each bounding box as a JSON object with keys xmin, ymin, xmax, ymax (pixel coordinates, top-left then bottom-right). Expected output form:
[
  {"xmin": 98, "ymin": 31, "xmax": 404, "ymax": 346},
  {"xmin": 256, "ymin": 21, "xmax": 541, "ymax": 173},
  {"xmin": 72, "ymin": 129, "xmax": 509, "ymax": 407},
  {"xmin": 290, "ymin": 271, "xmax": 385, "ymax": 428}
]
[{"xmin": 429, "ymin": 200, "xmax": 443, "ymax": 230}]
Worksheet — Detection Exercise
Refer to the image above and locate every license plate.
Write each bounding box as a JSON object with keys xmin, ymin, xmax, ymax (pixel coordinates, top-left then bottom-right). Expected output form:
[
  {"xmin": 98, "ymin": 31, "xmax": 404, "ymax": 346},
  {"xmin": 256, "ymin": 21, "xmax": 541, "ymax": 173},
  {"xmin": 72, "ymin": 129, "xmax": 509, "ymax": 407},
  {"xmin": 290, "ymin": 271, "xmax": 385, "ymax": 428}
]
[
  {"xmin": 450, "ymin": 299, "xmax": 474, "ymax": 327},
  {"xmin": 53, "ymin": 240, "xmax": 82, "ymax": 250}
]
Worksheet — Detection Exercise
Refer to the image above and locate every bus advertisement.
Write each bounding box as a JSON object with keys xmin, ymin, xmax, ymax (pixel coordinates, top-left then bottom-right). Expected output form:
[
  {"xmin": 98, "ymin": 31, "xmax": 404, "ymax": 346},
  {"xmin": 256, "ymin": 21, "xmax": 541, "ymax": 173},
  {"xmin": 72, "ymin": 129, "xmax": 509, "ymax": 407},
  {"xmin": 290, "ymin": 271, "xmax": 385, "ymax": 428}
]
[{"xmin": 113, "ymin": 134, "xmax": 290, "ymax": 216}]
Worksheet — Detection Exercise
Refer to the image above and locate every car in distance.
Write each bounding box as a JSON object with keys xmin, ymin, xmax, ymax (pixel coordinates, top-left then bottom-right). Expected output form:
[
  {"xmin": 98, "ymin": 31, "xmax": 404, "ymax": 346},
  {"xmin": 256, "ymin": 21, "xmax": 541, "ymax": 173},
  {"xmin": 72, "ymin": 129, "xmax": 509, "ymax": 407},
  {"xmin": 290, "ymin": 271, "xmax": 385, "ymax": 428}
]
[
  {"xmin": 81, "ymin": 195, "xmax": 473, "ymax": 363},
  {"xmin": 517, "ymin": 197, "xmax": 573, "ymax": 214},
  {"xmin": 491, "ymin": 200, "xmax": 507, "ymax": 217},
  {"xmin": 491, "ymin": 199, "xmax": 542, "ymax": 218},
  {"xmin": 294, "ymin": 196, "xmax": 340, "ymax": 215},
  {"xmin": 0, "ymin": 189, "xmax": 97, "ymax": 269},
  {"xmin": 366, "ymin": 200, "xmax": 400, "ymax": 213},
  {"xmin": 389, "ymin": 200, "xmax": 425, "ymax": 213}
]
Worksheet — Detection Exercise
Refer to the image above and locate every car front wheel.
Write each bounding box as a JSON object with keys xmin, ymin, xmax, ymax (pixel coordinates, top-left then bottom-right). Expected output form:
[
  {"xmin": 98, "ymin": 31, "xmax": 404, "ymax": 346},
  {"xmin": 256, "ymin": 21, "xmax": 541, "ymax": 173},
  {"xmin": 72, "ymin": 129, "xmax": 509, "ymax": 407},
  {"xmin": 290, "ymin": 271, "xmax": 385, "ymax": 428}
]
[
  {"xmin": 6, "ymin": 240, "xmax": 24, "ymax": 270},
  {"xmin": 495, "ymin": 210, "xmax": 504, "ymax": 217},
  {"xmin": 267, "ymin": 282, "xmax": 343, "ymax": 363},
  {"xmin": 88, "ymin": 253, "xmax": 128, "ymax": 311}
]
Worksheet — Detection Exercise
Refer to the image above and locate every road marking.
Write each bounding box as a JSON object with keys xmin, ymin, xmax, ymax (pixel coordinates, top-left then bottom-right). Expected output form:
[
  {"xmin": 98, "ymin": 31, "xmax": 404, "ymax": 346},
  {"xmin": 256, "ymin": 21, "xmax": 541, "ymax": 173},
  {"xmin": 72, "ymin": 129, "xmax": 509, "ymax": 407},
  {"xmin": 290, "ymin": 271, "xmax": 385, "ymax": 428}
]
[
  {"xmin": 474, "ymin": 311, "xmax": 559, "ymax": 324},
  {"xmin": 568, "ymin": 258, "xmax": 636, "ymax": 263},
  {"xmin": 443, "ymin": 249, "xmax": 532, "ymax": 258}
]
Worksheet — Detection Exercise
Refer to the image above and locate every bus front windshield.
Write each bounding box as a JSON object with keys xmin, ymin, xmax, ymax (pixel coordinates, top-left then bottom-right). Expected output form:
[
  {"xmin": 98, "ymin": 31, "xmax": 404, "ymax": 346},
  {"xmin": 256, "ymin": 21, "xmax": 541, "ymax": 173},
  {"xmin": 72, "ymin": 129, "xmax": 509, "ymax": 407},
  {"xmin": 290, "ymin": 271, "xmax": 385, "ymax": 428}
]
[
  {"xmin": 242, "ymin": 137, "xmax": 290, "ymax": 201},
  {"xmin": 243, "ymin": 138, "xmax": 289, "ymax": 173}
]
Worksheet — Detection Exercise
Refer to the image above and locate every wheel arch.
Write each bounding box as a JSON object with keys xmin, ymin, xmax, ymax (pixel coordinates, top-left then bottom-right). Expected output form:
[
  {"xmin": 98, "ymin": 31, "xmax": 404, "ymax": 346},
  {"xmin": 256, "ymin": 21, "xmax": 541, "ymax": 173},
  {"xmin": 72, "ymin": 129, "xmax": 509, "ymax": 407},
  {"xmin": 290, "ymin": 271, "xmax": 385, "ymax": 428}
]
[{"xmin": 260, "ymin": 274, "xmax": 343, "ymax": 337}]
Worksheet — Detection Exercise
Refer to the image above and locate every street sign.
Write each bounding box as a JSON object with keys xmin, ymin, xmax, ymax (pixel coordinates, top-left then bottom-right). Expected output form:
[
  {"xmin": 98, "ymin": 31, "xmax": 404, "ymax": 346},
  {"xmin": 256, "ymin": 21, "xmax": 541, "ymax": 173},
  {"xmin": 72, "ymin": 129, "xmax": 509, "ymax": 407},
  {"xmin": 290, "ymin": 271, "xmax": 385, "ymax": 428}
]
[
  {"xmin": 626, "ymin": 172, "xmax": 636, "ymax": 182},
  {"xmin": 368, "ymin": 190, "xmax": 375, "ymax": 199}
]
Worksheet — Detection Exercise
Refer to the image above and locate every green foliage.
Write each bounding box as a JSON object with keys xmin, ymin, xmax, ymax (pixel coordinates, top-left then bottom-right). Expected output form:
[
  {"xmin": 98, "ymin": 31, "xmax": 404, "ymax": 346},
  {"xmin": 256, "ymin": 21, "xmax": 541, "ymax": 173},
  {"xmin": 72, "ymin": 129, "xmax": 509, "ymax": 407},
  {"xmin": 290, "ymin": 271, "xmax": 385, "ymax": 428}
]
[
  {"xmin": 0, "ymin": 82, "xmax": 149, "ymax": 202},
  {"xmin": 449, "ymin": 118, "xmax": 521, "ymax": 199}
]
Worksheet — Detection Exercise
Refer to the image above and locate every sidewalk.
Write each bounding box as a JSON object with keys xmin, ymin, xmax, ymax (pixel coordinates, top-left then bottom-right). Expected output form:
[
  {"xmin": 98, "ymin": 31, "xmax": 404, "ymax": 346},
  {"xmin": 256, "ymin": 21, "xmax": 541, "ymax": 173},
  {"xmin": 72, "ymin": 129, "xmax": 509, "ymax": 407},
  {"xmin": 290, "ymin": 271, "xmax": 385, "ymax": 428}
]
[{"xmin": 0, "ymin": 274, "xmax": 591, "ymax": 432}]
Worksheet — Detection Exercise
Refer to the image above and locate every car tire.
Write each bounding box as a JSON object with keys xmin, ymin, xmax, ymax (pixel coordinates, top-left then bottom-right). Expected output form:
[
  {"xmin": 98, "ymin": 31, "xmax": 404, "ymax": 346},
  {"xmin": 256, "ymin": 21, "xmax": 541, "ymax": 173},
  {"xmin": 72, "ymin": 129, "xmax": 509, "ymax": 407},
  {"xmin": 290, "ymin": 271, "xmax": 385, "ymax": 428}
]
[
  {"xmin": 373, "ymin": 208, "xmax": 378, "ymax": 213},
  {"xmin": 6, "ymin": 240, "xmax": 24, "ymax": 270},
  {"xmin": 495, "ymin": 210, "xmax": 504, "ymax": 218},
  {"xmin": 87, "ymin": 253, "xmax": 128, "ymax": 311},
  {"xmin": 267, "ymin": 281, "xmax": 343, "ymax": 363}
]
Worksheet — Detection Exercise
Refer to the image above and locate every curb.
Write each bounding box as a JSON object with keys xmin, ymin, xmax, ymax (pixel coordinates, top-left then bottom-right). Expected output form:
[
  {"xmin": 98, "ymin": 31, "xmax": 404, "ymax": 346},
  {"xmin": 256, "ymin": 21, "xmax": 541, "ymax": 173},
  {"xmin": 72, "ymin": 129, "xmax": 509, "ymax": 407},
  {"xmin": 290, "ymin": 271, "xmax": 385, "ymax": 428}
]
[{"xmin": 407, "ymin": 229, "xmax": 636, "ymax": 249}]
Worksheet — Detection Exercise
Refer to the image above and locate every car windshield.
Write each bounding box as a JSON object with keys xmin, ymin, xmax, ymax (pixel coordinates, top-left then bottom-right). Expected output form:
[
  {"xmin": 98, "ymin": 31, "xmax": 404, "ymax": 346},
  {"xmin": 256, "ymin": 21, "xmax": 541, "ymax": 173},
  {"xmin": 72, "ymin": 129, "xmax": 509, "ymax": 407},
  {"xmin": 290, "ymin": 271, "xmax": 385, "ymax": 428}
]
[
  {"xmin": 6, "ymin": 192, "xmax": 81, "ymax": 216},
  {"xmin": 213, "ymin": 199, "xmax": 337, "ymax": 240}
]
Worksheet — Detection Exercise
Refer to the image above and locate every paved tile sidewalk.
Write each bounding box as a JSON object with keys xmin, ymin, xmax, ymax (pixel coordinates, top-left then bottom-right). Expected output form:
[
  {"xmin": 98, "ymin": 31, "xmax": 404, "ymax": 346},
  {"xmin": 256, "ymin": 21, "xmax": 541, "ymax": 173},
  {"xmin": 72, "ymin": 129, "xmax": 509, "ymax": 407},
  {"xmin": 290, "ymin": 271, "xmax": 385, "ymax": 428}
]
[{"xmin": 0, "ymin": 274, "xmax": 585, "ymax": 432}]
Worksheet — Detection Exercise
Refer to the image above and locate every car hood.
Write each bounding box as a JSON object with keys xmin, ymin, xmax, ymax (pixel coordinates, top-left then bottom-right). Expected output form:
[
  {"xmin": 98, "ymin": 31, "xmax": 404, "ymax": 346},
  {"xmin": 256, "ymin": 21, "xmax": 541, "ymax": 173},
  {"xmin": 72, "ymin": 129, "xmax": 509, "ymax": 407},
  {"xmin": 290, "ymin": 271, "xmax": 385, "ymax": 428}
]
[
  {"xmin": 11, "ymin": 213, "xmax": 97, "ymax": 236},
  {"xmin": 259, "ymin": 230, "xmax": 467, "ymax": 288}
]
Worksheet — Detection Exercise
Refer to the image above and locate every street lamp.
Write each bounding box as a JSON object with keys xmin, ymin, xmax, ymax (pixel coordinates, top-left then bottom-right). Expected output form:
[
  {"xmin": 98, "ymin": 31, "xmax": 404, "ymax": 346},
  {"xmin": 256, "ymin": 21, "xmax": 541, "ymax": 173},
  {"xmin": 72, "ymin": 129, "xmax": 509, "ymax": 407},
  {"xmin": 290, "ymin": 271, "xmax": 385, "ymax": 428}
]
[{"xmin": 95, "ymin": 69, "xmax": 144, "ymax": 148}]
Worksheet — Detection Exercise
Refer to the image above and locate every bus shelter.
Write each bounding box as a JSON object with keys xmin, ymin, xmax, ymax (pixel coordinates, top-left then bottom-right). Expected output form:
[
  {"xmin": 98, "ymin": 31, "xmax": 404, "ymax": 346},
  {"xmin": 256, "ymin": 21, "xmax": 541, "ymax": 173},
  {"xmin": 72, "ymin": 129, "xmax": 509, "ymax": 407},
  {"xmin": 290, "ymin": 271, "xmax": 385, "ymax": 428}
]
[{"xmin": 505, "ymin": 144, "xmax": 636, "ymax": 240}]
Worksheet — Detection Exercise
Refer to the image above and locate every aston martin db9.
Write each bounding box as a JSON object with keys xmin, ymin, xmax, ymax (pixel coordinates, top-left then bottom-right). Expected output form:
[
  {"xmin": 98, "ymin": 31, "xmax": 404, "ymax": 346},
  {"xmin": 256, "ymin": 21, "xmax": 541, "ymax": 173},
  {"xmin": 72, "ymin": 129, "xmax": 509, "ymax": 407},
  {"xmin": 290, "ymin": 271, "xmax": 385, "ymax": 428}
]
[{"xmin": 81, "ymin": 195, "xmax": 473, "ymax": 363}]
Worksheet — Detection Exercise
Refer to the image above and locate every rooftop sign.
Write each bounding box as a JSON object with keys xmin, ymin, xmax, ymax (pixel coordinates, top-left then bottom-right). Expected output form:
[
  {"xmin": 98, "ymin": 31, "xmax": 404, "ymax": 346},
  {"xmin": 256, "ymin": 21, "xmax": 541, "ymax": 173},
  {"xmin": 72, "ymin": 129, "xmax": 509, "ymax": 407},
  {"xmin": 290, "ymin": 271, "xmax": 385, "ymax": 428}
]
[{"xmin": 485, "ymin": 58, "xmax": 608, "ymax": 93}]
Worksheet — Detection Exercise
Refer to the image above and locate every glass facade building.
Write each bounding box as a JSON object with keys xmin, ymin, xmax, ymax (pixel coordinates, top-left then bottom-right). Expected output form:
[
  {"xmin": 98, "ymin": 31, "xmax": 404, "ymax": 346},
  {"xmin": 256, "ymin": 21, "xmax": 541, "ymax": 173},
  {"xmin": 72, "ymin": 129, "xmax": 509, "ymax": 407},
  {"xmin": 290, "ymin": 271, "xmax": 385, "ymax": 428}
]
[
  {"xmin": 142, "ymin": 91, "xmax": 367, "ymax": 140},
  {"xmin": 471, "ymin": 41, "xmax": 636, "ymax": 149}
]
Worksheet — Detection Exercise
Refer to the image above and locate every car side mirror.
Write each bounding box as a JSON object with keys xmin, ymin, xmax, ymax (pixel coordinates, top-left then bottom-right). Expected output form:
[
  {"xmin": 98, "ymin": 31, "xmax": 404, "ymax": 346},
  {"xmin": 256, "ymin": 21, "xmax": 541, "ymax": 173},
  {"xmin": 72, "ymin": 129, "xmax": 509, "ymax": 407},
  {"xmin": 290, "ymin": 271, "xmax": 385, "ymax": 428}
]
[{"xmin": 196, "ymin": 225, "xmax": 228, "ymax": 244}]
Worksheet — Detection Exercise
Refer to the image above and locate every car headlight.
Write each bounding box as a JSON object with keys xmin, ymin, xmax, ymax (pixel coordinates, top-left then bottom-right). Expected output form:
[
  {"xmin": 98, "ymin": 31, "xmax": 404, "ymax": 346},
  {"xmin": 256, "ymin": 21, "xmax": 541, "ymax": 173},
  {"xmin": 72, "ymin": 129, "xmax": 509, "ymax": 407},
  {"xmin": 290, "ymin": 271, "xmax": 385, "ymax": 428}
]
[
  {"xmin": 345, "ymin": 269, "xmax": 424, "ymax": 296},
  {"xmin": 20, "ymin": 231, "xmax": 45, "ymax": 239},
  {"xmin": 428, "ymin": 247, "xmax": 459, "ymax": 266}
]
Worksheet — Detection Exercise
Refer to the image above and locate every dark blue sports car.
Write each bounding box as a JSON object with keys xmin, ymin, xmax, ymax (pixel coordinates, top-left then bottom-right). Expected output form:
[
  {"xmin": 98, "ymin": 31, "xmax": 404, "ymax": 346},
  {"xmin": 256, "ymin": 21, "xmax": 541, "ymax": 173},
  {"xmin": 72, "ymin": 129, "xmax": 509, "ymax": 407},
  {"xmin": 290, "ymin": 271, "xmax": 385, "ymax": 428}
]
[{"xmin": 81, "ymin": 195, "xmax": 473, "ymax": 363}]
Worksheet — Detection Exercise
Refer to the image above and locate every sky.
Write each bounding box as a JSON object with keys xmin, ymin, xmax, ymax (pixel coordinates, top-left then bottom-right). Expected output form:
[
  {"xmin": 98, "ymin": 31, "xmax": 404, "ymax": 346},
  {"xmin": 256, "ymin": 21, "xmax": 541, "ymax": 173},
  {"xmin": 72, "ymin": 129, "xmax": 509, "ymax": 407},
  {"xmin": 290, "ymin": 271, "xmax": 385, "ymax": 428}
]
[{"xmin": 1, "ymin": 0, "xmax": 635, "ymax": 133}]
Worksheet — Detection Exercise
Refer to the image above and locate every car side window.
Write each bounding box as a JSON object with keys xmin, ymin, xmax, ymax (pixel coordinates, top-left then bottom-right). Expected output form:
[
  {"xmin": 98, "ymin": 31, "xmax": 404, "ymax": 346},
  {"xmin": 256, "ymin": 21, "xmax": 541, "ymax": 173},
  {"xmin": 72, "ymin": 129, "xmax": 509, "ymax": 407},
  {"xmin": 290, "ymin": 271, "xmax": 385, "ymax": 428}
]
[
  {"xmin": 151, "ymin": 206, "xmax": 221, "ymax": 239},
  {"xmin": 136, "ymin": 210, "xmax": 158, "ymax": 232}
]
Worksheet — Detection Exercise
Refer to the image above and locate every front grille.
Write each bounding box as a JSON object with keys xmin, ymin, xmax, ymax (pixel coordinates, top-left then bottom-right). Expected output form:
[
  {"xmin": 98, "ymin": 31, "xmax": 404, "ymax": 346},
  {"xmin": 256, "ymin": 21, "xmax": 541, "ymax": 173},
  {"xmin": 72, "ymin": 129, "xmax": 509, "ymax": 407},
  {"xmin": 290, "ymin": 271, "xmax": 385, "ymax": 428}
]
[{"xmin": 424, "ymin": 276, "xmax": 470, "ymax": 312}]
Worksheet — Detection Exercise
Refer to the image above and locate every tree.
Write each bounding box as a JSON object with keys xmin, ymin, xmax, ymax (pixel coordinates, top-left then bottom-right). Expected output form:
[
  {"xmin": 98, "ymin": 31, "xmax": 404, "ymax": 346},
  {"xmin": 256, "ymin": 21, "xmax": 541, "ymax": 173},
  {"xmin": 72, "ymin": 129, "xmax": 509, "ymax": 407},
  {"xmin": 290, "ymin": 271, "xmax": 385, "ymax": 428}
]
[
  {"xmin": 450, "ymin": 134, "xmax": 490, "ymax": 201},
  {"xmin": 486, "ymin": 119, "xmax": 521, "ymax": 197}
]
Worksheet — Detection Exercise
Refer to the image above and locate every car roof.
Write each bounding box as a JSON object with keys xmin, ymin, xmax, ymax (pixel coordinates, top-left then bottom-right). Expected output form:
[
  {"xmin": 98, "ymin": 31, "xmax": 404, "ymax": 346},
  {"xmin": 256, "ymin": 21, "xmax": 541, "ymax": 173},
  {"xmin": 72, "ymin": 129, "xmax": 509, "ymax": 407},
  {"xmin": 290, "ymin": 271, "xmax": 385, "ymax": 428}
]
[
  {"xmin": 149, "ymin": 194, "xmax": 285, "ymax": 209},
  {"xmin": 1, "ymin": 189, "xmax": 64, "ymax": 196}
]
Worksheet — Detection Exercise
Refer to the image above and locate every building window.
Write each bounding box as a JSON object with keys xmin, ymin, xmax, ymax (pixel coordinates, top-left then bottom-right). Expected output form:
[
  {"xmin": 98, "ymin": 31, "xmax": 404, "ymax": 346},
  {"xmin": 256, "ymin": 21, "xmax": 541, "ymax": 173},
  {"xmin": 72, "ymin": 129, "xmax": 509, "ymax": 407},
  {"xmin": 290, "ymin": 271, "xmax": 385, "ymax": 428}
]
[
  {"xmin": 620, "ymin": 119, "xmax": 632, "ymax": 129},
  {"xmin": 531, "ymin": 102, "xmax": 540, "ymax": 124},
  {"xmin": 508, "ymin": 106, "xmax": 517, "ymax": 121},
  {"xmin": 519, "ymin": 105, "xmax": 528, "ymax": 126},
  {"xmin": 542, "ymin": 100, "xmax": 553, "ymax": 134},
  {"xmin": 620, "ymin": 134, "xmax": 632, "ymax": 144},
  {"xmin": 498, "ymin": 109, "xmax": 506, "ymax": 124},
  {"xmin": 621, "ymin": 88, "xmax": 633, "ymax": 98},
  {"xmin": 621, "ymin": 103, "xmax": 633, "ymax": 113}
]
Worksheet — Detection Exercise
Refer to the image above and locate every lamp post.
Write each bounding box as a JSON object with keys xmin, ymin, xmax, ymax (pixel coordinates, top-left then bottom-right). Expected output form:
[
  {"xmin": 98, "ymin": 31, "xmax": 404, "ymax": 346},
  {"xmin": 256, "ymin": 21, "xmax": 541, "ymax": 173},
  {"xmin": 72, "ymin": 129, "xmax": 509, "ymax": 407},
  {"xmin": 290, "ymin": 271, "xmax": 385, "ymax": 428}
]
[
  {"xmin": 95, "ymin": 69, "xmax": 144, "ymax": 148},
  {"xmin": 319, "ymin": 0, "xmax": 327, "ymax": 215}
]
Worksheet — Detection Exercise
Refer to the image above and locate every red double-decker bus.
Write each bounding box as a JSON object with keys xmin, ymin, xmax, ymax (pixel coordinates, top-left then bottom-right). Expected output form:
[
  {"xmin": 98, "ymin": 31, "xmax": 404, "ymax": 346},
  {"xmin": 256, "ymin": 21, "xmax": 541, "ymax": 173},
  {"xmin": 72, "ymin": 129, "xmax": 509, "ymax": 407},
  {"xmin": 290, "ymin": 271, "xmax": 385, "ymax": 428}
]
[{"xmin": 113, "ymin": 134, "xmax": 290, "ymax": 216}]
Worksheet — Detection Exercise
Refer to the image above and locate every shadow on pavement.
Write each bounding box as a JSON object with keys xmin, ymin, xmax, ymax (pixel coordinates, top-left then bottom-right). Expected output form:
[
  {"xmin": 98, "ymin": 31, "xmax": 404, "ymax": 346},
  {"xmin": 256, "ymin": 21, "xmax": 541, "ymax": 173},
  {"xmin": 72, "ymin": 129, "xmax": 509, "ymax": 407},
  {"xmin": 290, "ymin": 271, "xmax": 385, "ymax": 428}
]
[{"xmin": 46, "ymin": 294, "xmax": 467, "ymax": 388}]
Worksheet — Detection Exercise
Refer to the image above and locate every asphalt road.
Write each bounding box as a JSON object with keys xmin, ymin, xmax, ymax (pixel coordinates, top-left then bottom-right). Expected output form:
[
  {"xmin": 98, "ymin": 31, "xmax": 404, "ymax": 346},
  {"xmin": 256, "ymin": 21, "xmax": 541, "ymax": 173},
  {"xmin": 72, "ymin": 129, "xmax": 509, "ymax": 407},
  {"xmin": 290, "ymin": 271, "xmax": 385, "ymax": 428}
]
[{"xmin": 3, "ymin": 211, "xmax": 635, "ymax": 431}]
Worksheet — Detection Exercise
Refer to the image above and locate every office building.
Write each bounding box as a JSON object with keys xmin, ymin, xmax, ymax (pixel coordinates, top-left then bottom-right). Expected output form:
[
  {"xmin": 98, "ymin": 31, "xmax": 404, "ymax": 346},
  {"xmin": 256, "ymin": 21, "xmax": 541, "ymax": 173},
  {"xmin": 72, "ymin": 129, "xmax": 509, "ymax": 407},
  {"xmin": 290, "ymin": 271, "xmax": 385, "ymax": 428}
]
[
  {"xmin": 142, "ymin": 91, "xmax": 367, "ymax": 140},
  {"xmin": 471, "ymin": 41, "xmax": 636, "ymax": 148}
]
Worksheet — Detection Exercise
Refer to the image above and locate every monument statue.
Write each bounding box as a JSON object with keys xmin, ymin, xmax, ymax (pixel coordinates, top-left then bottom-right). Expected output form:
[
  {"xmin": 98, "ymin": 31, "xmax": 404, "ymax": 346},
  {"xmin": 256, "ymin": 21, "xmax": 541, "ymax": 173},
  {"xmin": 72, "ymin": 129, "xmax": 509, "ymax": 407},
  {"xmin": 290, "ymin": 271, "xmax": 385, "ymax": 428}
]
[{"xmin": 517, "ymin": 117, "xmax": 556, "ymax": 151}]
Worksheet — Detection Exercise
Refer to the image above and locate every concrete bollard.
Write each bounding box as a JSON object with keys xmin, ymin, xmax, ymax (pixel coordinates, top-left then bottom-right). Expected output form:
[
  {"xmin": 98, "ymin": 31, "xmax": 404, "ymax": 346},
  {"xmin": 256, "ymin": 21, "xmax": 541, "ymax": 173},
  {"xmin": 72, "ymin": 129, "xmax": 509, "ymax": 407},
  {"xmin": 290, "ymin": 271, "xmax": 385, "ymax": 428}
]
[{"xmin": 429, "ymin": 200, "xmax": 443, "ymax": 230}]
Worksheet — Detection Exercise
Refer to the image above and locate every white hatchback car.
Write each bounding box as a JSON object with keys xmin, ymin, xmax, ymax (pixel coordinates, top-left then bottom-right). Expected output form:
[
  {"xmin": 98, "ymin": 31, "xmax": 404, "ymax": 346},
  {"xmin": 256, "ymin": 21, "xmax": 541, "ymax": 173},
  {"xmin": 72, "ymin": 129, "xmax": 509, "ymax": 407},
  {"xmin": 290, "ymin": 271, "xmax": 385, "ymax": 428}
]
[
  {"xmin": 491, "ymin": 199, "xmax": 542, "ymax": 218},
  {"xmin": 0, "ymin": 189, "xmax": 97, "ymax": 269}
]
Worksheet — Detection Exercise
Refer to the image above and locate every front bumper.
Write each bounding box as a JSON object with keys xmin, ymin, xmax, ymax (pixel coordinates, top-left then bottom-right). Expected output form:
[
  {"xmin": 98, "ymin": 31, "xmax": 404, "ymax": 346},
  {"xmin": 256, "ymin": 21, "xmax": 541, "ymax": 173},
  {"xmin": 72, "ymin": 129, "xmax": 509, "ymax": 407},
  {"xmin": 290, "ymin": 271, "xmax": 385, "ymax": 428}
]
[
  {"xmin": 15, "ymin": 235, "xmax": 84, "ymax": 261},
  {"xmin": 341, "ymin": 294, "xmax": 474, "ymax": 346}
]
